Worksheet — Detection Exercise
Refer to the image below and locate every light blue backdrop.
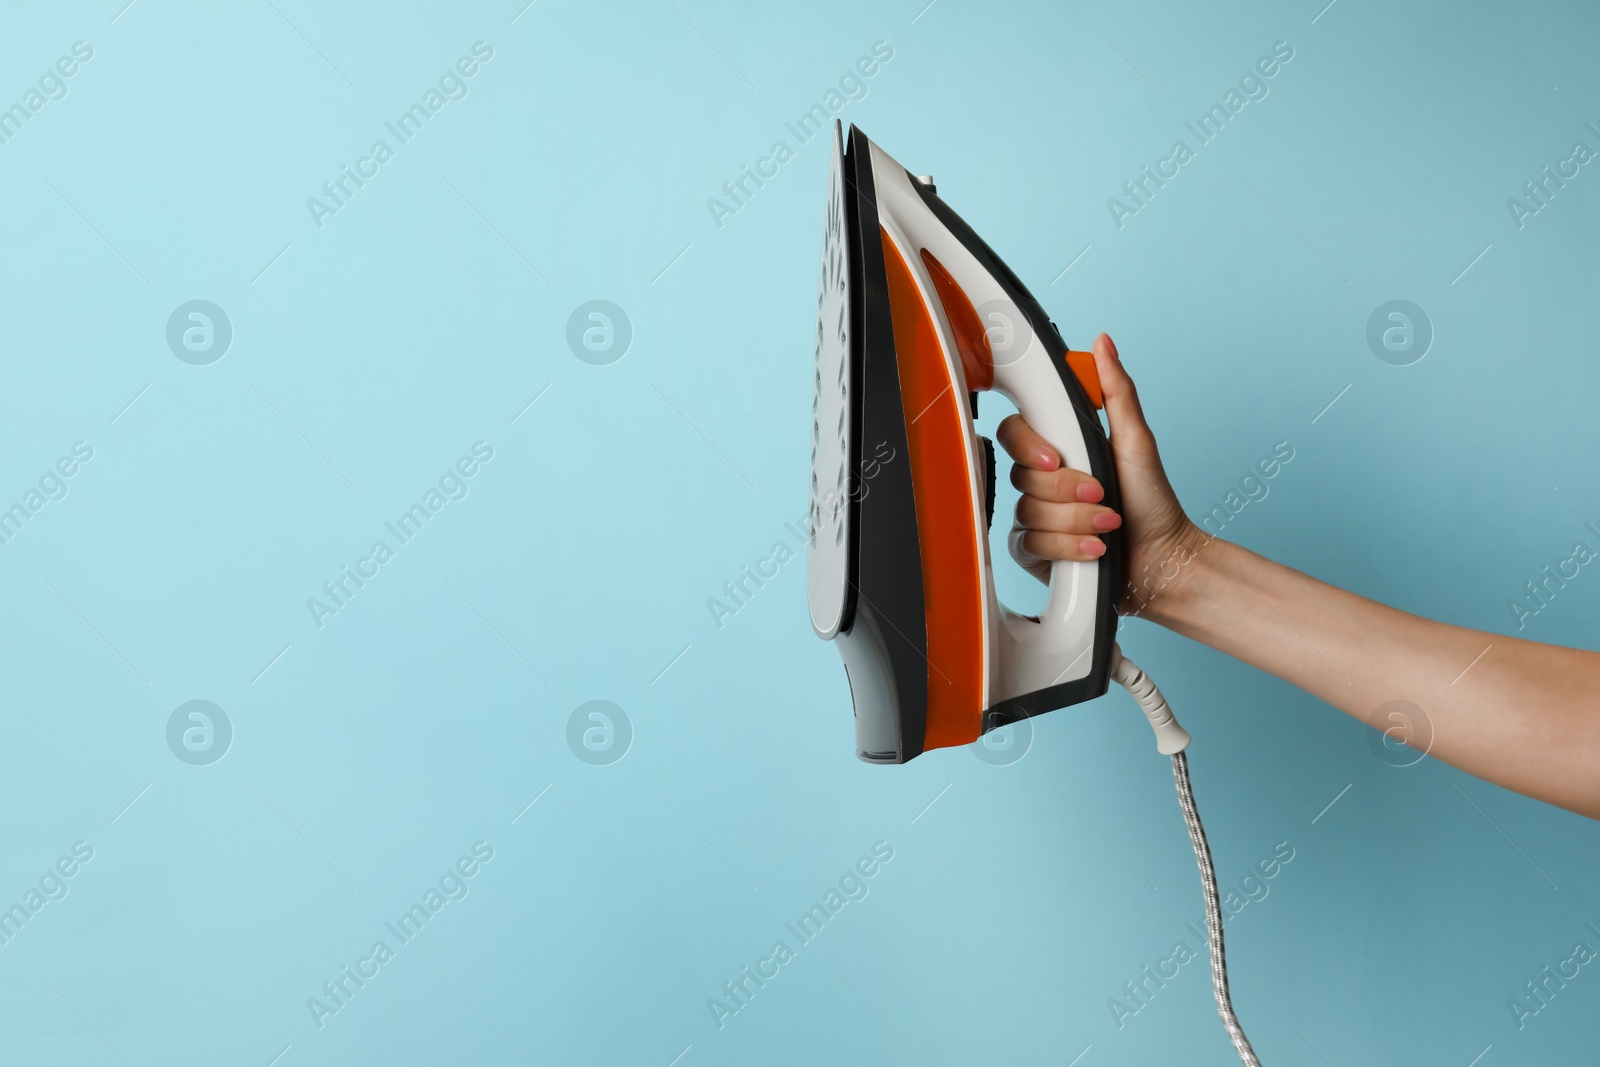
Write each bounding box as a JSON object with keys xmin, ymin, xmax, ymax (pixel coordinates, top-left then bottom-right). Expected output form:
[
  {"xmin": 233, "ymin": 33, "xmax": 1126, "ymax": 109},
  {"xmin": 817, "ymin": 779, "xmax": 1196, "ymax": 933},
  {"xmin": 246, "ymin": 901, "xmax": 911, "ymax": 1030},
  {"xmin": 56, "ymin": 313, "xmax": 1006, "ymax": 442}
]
[{"xmin": 1, "ymin": 0, "xmax": 1597, "ymax": 1064}]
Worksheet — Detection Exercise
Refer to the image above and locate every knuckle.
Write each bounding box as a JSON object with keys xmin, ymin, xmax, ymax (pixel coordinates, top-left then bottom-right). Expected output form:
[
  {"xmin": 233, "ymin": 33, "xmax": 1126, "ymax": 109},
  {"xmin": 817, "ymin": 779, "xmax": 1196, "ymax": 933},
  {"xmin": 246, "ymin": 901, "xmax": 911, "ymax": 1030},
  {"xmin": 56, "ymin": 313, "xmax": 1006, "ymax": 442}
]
[{"xmin": 1046, "ymin": 469, "xmax": 1079, "ymax": 499}]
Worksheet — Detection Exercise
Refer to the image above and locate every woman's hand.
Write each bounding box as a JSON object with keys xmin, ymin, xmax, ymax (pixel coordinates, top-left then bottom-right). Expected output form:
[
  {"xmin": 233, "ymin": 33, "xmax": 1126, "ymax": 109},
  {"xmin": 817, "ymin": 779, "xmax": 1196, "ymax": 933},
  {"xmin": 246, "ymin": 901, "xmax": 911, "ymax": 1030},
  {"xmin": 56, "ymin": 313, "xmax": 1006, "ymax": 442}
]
[
  {"xmin": 1001, "ymin": 336, "xmax": 1600, "ymax": 821},
  {"xmin": 996, "ymin": 333, "xmax": 1205, "ymax": 614}
]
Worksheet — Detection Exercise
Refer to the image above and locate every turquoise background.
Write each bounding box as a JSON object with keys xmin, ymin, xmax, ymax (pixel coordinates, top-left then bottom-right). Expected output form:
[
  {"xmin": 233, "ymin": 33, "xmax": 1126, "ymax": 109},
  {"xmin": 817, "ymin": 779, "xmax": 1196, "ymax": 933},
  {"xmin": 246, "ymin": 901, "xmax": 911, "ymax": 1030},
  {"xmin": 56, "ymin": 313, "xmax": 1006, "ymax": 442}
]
[{"xmin": 2, "ymin": 0, "xmax": 1598, "ymax": 1063}]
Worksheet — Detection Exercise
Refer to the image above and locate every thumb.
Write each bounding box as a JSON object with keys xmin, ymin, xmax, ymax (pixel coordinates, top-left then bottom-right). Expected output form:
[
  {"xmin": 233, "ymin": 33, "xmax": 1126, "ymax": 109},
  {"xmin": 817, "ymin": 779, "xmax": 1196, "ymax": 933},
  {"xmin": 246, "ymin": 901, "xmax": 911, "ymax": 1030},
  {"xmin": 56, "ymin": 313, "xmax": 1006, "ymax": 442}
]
[{"xmin": 1092, "ymin": 333, "xmax": 1157, "ymax": 458}]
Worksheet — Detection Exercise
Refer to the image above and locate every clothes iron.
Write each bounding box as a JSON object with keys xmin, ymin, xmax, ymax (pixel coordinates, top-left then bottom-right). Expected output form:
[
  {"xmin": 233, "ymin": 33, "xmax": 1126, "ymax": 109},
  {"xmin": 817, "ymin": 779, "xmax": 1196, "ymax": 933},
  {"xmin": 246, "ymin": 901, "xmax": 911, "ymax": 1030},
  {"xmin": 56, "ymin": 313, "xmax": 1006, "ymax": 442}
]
[
  {"xmin": 807, "ymin": 121, "xmax": 1263, "ymax": 1065},
  {"xmin": 808, "ymin": 120, "xmax": 1121, "ymax": 764}
]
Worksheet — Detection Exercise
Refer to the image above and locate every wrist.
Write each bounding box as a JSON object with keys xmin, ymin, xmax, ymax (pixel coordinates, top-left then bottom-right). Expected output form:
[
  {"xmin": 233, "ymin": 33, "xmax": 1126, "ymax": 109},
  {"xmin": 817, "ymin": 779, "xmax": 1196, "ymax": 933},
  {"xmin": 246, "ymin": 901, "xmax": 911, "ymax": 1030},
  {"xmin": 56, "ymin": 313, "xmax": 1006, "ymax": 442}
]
[{"xmin": 1123, "ymin": 522, "xmax": 1228, "ymax": 629}]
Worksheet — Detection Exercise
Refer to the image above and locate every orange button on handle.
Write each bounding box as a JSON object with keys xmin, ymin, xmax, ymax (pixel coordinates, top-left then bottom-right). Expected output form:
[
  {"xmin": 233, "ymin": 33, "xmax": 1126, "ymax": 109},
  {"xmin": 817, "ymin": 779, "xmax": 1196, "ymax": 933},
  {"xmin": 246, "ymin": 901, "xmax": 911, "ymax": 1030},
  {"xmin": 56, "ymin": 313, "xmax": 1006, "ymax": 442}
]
[{"xmin": 1064, "ymin": 350, "xmax": 1103, "ymax": 409}]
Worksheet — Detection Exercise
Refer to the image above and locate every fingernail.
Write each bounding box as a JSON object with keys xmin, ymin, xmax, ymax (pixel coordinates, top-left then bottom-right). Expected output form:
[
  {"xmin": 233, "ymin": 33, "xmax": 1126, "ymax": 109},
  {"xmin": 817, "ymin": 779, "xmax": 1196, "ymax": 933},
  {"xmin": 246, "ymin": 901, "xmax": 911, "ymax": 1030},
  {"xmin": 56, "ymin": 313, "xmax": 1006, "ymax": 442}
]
[
  {"xmin": 1075, "ymin": 481, "xmax": 1104, "ymax": 503},
  {"xmin": 1079, "ymin": 537, "xmax": 1105, "ymax": 558},
  {"xmin": 1037, "ymin": 450, "xmax": 1058, "ymax": 470},
  {"xmin": 1092, "ymin": 511, "xmax": 1121, "ymax": 532}
]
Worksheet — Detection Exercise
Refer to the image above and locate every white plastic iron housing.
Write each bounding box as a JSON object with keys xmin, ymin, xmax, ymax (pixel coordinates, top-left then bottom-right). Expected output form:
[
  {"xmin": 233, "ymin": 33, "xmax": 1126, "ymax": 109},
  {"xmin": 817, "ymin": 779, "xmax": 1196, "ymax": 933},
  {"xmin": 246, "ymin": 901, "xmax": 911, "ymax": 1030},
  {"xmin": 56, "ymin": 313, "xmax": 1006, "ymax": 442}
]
[{"xmin": 864, "ymin": 136, "xmax": 1105, "ymax": 709}]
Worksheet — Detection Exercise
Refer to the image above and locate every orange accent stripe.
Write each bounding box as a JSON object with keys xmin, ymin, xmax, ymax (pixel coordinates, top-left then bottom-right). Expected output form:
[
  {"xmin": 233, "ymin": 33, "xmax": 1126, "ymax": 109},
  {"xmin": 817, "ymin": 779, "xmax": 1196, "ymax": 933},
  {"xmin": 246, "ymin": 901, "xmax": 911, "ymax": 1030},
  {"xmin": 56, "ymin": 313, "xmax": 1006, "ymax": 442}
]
[
  {"xmin": 918, "ymin": 248, "xmax": 994, "ymax": 392},
  {"xmin": 1065, "ymin": 350, "xmax": 1103, "ymax": 409},
  {"xmin": 879, "ymin": 226, "xmax": 984, "ymax": 749}
]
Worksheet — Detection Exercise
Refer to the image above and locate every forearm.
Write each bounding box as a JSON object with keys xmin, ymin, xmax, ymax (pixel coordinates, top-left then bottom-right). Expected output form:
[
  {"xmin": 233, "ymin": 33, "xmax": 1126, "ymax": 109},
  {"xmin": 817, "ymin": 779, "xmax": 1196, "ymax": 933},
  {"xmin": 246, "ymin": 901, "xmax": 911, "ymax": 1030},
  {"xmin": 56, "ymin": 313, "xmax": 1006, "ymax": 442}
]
[{"xmin": 1146, "ymin": 535, "xmax": 1600, "ymax": 820}]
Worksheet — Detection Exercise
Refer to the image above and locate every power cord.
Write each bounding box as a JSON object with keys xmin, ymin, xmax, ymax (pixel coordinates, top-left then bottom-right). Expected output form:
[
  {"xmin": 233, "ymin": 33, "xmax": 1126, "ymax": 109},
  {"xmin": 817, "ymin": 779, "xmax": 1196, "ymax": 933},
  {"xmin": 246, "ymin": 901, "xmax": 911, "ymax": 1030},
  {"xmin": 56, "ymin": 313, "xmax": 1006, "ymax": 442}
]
[{"xmin": 1110, "ymin": 644, "xmax": 1263, "ymax": 1067}]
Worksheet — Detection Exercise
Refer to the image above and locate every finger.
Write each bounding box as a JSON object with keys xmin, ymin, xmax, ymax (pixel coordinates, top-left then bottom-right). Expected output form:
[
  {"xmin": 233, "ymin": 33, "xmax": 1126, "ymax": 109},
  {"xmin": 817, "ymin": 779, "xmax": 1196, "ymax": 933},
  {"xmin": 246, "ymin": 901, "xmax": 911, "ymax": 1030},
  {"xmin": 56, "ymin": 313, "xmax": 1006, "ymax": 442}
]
[
  {"xmin": 1016, "ymin": 529, "xmax": 1106, "ymax": 563},
  {"xmin": 995, "ymin": 413, "xmax": 1060, "ymax": 471},
  {"xmin": 1016, "ymin": 497, "xmax": 1122, "ymax": 535},
  {"xmin": 1011, "ymin": 464, "xmax": 1104, "ymax": 504},
  {"xmin": 1092, "ymin": 333, "xmax": 1157, "ymax": 453}
]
